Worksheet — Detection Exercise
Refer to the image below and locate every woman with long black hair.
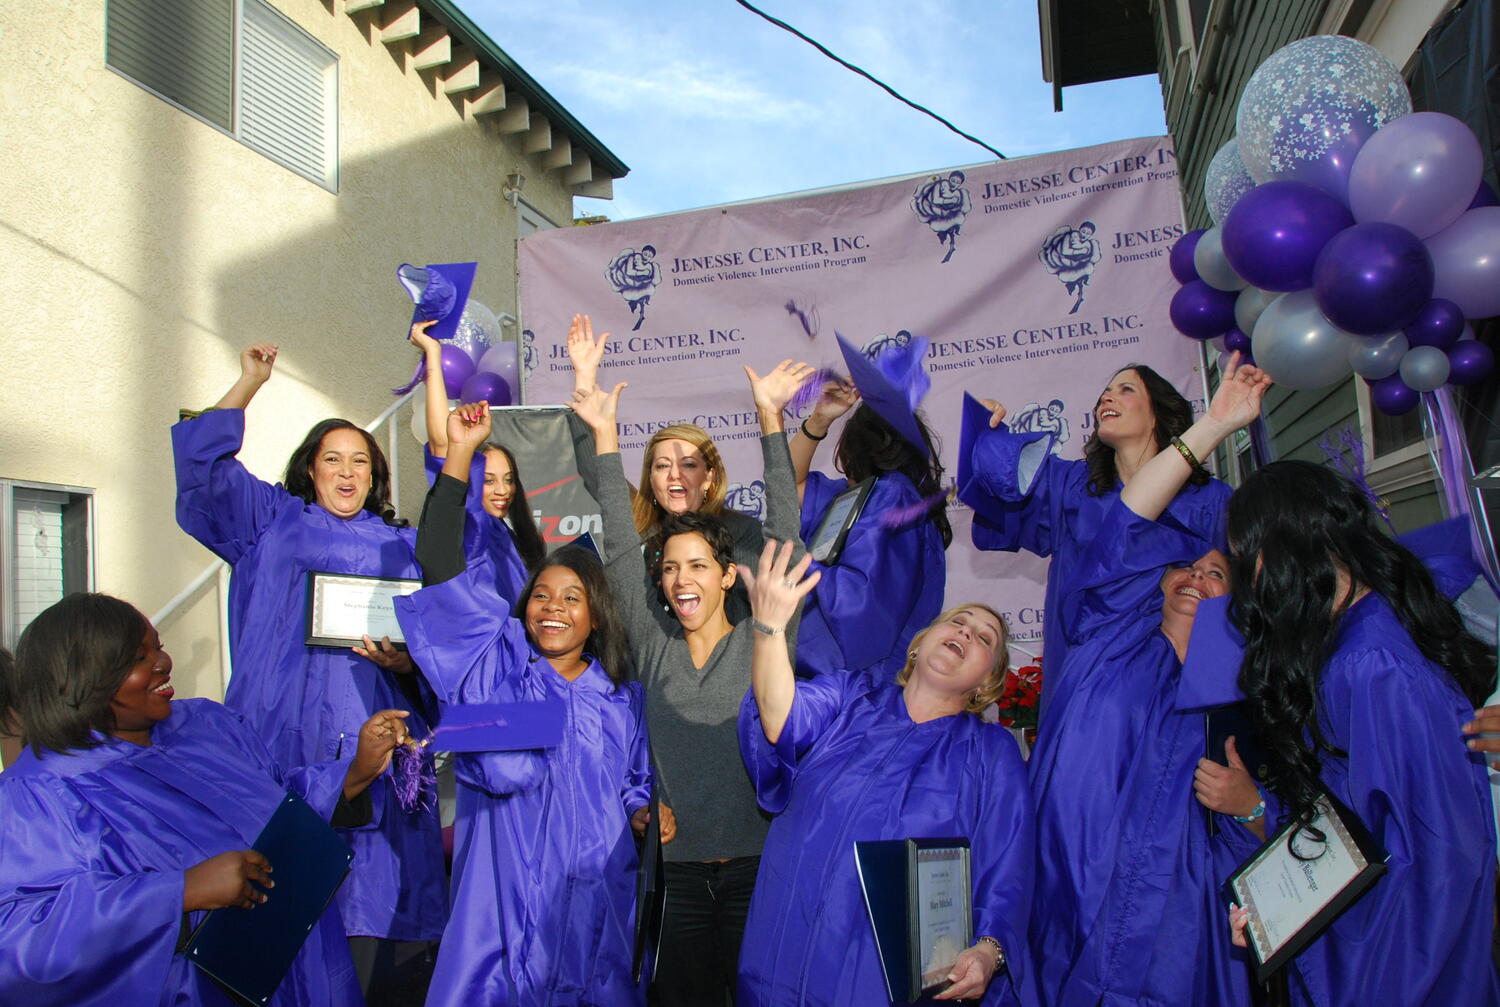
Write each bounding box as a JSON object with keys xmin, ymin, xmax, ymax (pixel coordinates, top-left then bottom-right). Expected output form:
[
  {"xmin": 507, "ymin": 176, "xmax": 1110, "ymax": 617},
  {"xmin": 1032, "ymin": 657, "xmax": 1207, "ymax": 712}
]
[{"xmin": 1225, "ymin": 460, "xmax": 1498, "ymax": 1005}]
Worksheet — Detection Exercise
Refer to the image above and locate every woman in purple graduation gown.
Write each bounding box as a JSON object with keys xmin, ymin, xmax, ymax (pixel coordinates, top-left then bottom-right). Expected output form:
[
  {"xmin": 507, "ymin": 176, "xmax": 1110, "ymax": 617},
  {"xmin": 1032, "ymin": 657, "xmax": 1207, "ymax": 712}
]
[
  {"xmin": 411, "ymin": 319, "xmax": 546, "ymax": 604},
  {"xmin": 1221, "ymin": 462, "xmax": 1499, "ymax": 1006},
  {"xmin": 172, "ymin": 343, "xmax": 446, "ymax": 950},
  {"xmin": 0, "ymin": 594, "xmax": 406, "ymax": 1007},
  {"xmin": 957, "ymin": 364, "xmax": 1231, "ymax": 712},
  {"xmin": 789, "ymin": 376, "xmax": 948, "ymax": 680},
  {"xmin": 395, "ymin": 403, "xmax": 656, "ymax": 1007},
  {"xmin": 1025, "ymin": 353, "xmax": 1270, "ymax": 1007},
  {"xmin": 737, "ymin": 544, "xmax": 1035, "ymax": 1006}
]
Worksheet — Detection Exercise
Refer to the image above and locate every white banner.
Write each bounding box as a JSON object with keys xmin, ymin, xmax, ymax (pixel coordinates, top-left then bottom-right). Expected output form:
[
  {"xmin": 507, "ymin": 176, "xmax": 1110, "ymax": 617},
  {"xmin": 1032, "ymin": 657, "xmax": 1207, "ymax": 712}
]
[{"xmin": 519, "ymin": 136, "xmax": 1202, "ymax": 653}]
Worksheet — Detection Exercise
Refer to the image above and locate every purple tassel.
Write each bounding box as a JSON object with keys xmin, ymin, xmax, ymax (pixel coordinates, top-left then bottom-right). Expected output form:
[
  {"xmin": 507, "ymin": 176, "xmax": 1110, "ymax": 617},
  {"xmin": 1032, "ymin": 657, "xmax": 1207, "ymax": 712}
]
[
  {"xmin": 1319, "ymin": 426, "xmax": 1393, "ymax": 532},
  {"xmin": 879, "ymin": 487, "xmax": 951, "ymax": 530},
  {"xmin": 393, "ymin": 740, "xmax": 437, "ymax": 813},
  {"xmin": 785, "ymin": 299, "xmax": 819, "ymax": 337},
  {"xmin": 789, "ymin": 367, "xmax": 846, "ymax": 417},
  {"xmin": 392, "ymin": 356, "xmax": 426, "ymax": 397}
]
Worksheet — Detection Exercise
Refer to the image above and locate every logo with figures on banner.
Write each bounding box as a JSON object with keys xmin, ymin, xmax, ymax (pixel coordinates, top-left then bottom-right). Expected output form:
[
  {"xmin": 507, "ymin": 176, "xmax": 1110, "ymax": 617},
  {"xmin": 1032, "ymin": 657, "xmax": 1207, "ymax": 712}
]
[
  {"xmin": 522, "ymin": 329, "xmax": 539, "ymax": 377},
  {"xmin": 1039, "ymin": 221, "xmax": 1102, "ymax": 315},
  {"xmin": 725, "ymin": 480, "xmax": 767, "ymax": 520},
  {"xmin": 604, "ymin": 245, "xmax": 661, "ymax": 331},
  {"xmin": 1009, "ymin": 399, "xmax": 1070, "ymax": 454},
  {"xmin": 862, "ymin": 329, "xmax": 913, "ymax": 360},
  {"xmin": 911, "ymin": 171, "xmax": 972, "ymax": 263}
]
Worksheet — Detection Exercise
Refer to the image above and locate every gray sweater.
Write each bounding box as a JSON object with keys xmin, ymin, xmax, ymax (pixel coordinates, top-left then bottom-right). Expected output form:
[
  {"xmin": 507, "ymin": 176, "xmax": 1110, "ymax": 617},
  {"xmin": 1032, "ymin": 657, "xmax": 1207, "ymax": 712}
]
[{"xmin": 588, "ymin": 434, "xmax": 803, "ymax": 862}]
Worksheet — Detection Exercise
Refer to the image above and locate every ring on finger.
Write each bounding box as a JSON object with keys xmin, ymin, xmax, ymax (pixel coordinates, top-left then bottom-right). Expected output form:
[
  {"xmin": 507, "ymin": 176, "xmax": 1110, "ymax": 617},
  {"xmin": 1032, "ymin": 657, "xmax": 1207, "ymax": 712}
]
[{"xmin": 781, "ymin": 578, "xmax": 796, "ymax": 589}]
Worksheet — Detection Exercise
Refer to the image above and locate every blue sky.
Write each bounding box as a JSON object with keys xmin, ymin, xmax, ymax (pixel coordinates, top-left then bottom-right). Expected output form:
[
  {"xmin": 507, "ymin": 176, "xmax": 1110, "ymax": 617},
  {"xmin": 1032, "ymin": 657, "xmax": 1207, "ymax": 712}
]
[{"xmin": 463, "ymin": 0, "xmax": 1169, "ymax": 221}]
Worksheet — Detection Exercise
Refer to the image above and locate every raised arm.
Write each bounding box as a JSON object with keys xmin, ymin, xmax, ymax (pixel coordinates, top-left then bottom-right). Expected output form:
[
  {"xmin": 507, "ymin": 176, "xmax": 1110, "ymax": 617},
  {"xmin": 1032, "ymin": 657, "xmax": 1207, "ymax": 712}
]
[
  {"xmin": 789, "ymin": 378, "xmax": 858, "ymax": 503},
  {"xmin": 409, "ymin": 319, "xmax": 451, "ymax": 456},
  {"xmin": 1118, "ymin": 353, "xmax": 1270, "ymax": 521},
  {"xmin": 742, "ymin": 540, "xmax": 821, "ymax": 743},
  {"xmin": 212, "ymin": 342, "xmax": 278, "ymax": 410},
  {"xmin": 744, "ymin": 359, "xmax": 814, "ymax": 437},
  {"xmin": 413, "ymin": 402, "xmax": 492, "ymax": 587},
  {"xmin": 567, "ymin": 313, "xmax": 610, "ymax": 395}
]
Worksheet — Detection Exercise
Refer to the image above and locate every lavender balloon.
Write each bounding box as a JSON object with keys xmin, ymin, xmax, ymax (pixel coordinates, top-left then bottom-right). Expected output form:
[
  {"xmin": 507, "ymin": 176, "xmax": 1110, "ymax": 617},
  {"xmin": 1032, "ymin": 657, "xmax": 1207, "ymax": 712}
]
[
  {"xmin": 438, "ymin": 344, "xmax": 476, "ymax": 399},
  {"xmin": 1193, "ymin": 226, "xmax": 1249, "ymax": 292},
  {"xmin": 1234, "ymin": 286, "xmax": 1280, "ymax": 336},
  {"xmin": 1312, "ymin": 222, "xmax": 1434, "ymax": 335},
  {"xmin": 1348, "ymin": 112, "xmax": 1483, "ymax": 238},
  {"xmin": 1403, "ymin": 298, "xmax": 1466, "ymax": 349},
  {"xmin": 1205, "ymin": 139, "xmax": 1257, "ymax": 224},
  {"xmin": 1170, "ymin": 280, "xmax": 1238, "ymax": 339},
  {"xmin": 1170, "ymin": 230, "xmax": 1204, "ymax": 284},
  {"xmin": 460, "ymin": 370, "xmax": 512, "ymax": 406},
  {"xmin": 1398, "ymin": 344, "xmax": 1451, "ymax": 392},
  {"xmin": 1369, "ymin": 373, "xmax": 1420, "ymax": 415},
  {"xmin": 1251, "ymin": 289, "xmax": 1356, "ymax": 390},
  {"xmin": 1348, "ymin": 331, "xmax": 1409, "ymax": 380},
  {"xmin": 1427, "ymin": 207, "xmax": 1500, "ymax": 319},
  {"xmin": 1222, "ymin": 181, "xmax": 1354, "ymax": 291},
  {"xmin": 1236, "ymin": 35, "xmax": 1411, "ymax": 200},
  {"xmin": 1447, "ymin": 339, "xmax": 1495, "ymax": 385},
  {"xmin": 475, "ymin": 342, "xmax": 520, "ymax": 390}
]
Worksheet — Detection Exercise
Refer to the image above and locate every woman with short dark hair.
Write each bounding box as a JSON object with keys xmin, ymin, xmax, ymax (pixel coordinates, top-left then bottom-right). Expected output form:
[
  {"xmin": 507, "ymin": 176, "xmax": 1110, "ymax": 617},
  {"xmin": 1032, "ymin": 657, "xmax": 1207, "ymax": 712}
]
[
  {"xmin": 172, "ymin": 343, "xmax": 447, "ymax": 960},
  {"xmin": 1223, "ymin": 460, "xmax": 1498, "ymax": 1005},
  {"xmin": 0, "ymin": 593, "xmax": 405, "ymax": 1006}
]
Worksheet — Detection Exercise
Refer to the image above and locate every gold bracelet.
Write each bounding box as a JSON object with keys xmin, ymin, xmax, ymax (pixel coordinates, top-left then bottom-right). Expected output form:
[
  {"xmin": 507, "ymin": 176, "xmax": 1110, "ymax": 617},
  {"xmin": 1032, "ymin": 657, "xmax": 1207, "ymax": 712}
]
[{"xmin": 1170, "ymin": 436, "xmax": 1202, "ymax": 470}]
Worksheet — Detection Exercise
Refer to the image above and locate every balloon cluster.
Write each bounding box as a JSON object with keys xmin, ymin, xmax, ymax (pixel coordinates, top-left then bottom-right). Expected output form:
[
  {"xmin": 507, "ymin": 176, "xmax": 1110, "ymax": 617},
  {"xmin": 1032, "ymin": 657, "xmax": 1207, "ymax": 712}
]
[
  {"xmin": 1168, "ymin": 35, "xmax": 1496, "ymax": 414},
  {"xmin": 409, "ymin": 300, "xmax": 519, "ymax": 444}
]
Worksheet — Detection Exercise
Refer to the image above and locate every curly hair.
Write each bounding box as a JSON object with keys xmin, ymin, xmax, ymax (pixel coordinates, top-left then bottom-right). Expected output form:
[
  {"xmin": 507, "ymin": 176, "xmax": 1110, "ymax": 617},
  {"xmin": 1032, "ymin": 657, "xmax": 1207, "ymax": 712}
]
[
  {"xmin": 632, "ymin": 424, "xmax": 728, "ymax": 535},
  {"xmin": 834, "ymin": 404, "xmax": 952, "ymax": 548},
  {"xmin": 283, "ymin": 419, "xmax": 406, "ymax": 526},
  {"xmin": 517, "ymin": 547, "xmax": 631, "ymax": 686},
  {"xmin": 1082, "ymin": 364, "xmax": 1209, "ymax": 497},
  {"xmin": 895, "ymin": 603, "xmax": 1010, "ymax": 714},
  {"xmin": 1228, "ymin": 460, "xmax": 1496, "ymax": 839}
]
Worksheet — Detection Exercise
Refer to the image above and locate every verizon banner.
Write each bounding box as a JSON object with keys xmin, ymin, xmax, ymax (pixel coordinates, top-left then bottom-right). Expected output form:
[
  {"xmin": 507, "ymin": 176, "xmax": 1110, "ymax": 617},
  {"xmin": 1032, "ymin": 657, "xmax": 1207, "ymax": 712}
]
[{"xmin": 519, "ymin": 136, "xmax": 1201, "ymax": 655}]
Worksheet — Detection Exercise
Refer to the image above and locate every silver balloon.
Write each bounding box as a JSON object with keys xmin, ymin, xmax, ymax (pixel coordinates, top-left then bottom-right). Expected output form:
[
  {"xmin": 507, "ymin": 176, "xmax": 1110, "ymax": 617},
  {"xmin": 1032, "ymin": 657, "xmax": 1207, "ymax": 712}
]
[
  {"xmin": 450, "ymin": 298, "xmax": 501, "ymax": 363},
  {"xmin": 1251, "ymin": 289, "xmax": 1356, "ymax": 390},
  {"xmin": 1193, "ymin": 226, "xmax": 1249, "ymax": 292},
  {"xmin": 1205, "ymin": 139, "xmax": 1257, "ymax": 224},
  {"xmin": 1398, "ymin": 344, "xmax": 1451, "ymax": 392},
  {"xmin": 1236, "ymin": 35, "xmax": 1410, "ymax": 195},
  {"xmin": 1234, "ymin": 286, "xmax": 1279, "ymax": 336},
  {"xmin": 1347, "ymin": 331, "xmax": 1408, "ymax": 380}
]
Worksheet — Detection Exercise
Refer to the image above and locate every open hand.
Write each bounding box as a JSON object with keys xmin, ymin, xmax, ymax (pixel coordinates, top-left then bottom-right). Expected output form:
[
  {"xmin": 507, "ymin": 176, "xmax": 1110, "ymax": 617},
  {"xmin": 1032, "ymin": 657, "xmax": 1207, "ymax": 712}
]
[
  {"xmin": 739, "ymin": 539, "xmax": 819, "ymax": 633},
  {"xmin": 567, "ymin": 314, "xmax": 610, "ymax": 393},
  {"xmin": 1206, "ymin": 351, "xmax": 1272, "ymax": 434},
  {"xmin": 183, "ymin": 849, "xmax": 274, "ymax": 912},
  {"xmin": 569, "ymin": 381, "xmax": 628, "ymax": 434},
  {"xmin": 745, "ymin": 359, "xmax": 815, "ymax": 417}
]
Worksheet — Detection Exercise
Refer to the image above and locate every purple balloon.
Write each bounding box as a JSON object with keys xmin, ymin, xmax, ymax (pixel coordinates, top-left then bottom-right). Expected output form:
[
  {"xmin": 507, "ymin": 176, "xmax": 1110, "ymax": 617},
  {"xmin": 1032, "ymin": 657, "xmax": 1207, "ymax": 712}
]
[
  {"xmin": 1368, "ymin": 373, "xmax": 1420, "ymax": 415},
  {"xmin": 1427, "ymin": 206, "xmax": 1500, "ymax": 319},
  {"xmin": 438, "ymin": 344, "xmax": 476, "ymax": 399},
  {"xmin": 1221, "ymin": 181, "xmax": 1355, "ymax": 291},
  {"xmin": 1312, "ymin": 222, "xmax": 1434, "ymax": 335},
  {"xmin": 1170, "ymin": 280, "xmax": 1238, "ymax": 340},
  {"xmin": 1469, "ymin": 179, "xmax": 1498, "ymax": 210},
  {"xmin": 1403, "ymin": 298, "xmax": 1466, "ymax": 349},
  {"xmin": 459, "ymin": 370, "xmax": 513, "ymax": 406},
  {"xmin": 1224, "ymin": 327, "xmax": 1253, "ymax": 354},
  {"xmin": 1170, "ymin": 230, "xmax": 1204, "ymax": 284},
  {"xmin": 1447, "ymin": 339, "xmax": 1495, "ymax": 385},
  {"xmin": 1348, "ymin": 112, "xmax": 1483, "ymax": 238}
]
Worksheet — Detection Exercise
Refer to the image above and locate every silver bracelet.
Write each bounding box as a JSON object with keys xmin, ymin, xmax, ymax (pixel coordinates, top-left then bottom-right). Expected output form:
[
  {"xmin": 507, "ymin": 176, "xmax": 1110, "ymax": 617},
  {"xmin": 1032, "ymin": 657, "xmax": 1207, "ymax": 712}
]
[
  {"xmin": 749, "ymin": 618, "xmax": 785, "ymax": 636},
  {"xmin": 976, "ymin": 935, "xmax": 1005, "ymax": 969}
]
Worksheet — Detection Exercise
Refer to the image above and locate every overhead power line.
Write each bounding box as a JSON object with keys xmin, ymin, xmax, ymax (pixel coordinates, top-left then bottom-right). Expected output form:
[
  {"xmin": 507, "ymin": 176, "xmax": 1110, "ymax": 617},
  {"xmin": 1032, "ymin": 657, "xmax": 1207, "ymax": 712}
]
[{"xmin": 733, "ymin": 0, "xmax": 1008, "ymax": 161}]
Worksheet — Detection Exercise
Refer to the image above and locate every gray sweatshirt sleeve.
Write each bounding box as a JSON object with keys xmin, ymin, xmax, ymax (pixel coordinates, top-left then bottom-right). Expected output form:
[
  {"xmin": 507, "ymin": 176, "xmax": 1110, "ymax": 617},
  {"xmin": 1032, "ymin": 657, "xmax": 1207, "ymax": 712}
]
[
  {"xmin": 589, "ymin": 445, "xmax": 668, "ymax": 644},
  {"xmin": 756, "ymin": 432, "xmax": 807, "ymax": 646}
]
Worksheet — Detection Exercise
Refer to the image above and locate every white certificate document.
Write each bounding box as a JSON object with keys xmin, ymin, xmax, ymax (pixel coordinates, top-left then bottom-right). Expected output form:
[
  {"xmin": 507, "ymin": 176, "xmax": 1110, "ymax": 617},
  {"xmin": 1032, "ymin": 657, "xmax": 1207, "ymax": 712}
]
[
  {"xmin": 915, "ymin": 846, "xmax": 970, "ymax": 990},
  {"xmin": 307, "ymin": 572, "xmax": 422, "ymax": 648}
]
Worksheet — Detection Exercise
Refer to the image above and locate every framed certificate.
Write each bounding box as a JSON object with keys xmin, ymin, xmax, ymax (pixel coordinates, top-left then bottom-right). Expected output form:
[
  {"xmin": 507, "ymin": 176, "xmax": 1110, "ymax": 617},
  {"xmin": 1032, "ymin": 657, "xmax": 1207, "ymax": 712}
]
[
  {"xmin": 304, "ymin": 572, "xmax": 422, "ymax": 650},
  {"xmin": 855, "ymin": 836, "xmax": 973, "ymax": 1001},
  {"xmin": 1224, "ymin": 792, "xmax": 1389, "ymax": 983},
  {"xmin": 808, "ymin": 477, "xmax": 876, "ymax": 565}
]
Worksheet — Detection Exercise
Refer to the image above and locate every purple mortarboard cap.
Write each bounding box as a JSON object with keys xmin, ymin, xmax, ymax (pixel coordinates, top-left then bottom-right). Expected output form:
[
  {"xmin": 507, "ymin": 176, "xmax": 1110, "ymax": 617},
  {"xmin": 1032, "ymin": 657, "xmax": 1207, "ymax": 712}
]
[
  {"xmin": 835, "ymin": 332, "xmax": 932, "ymax": 455},
  {"xmin": 1396, "ymin": 516, "xmax": 1492, "ymax": 599},
  {"xmin": 396, "ymin": 261, "xmax": 477, "ymax": 343},
  {"xmin": 956, "ymin": 392, "xmax": 992, "ymax": 492},
  {"xmin": 1175, "ymin": 594, "xmax": 1246, "ymax": 711},
  {"xmin": 562, "ymin": 531, "xmax": 602, "ymax": 560},
  {"xmin": 428, "ymin": 700, "xmax": 565, "ymax": 753}
]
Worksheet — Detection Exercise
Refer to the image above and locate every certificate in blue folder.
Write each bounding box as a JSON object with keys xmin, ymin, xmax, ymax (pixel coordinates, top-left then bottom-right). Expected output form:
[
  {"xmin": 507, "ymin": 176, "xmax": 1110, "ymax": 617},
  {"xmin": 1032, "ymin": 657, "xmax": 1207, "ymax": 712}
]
[
  {"xmin": 854, "ymin": 837, "xmax": 972, "ymax": 1003},
  {"xmin": 186, "ymin": 791, "xmax": 353, "ymax": 1005}
]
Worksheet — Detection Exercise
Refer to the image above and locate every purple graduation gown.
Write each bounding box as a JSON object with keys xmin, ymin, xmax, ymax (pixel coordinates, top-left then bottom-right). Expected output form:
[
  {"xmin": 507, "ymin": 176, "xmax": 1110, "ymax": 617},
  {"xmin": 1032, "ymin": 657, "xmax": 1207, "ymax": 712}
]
[
  {"xmin": 1029, "ymin": 500, "xmax": 1251, "ymax": 1007},
  {"xmin": 797, "ymin": 471, "xmax": 946, "ymax": 679},
  {"xmin": 1217, "ymin": 595, "xmax": 1499, "ymax": 1007},
  {"xmin": 0, "ymin": 699, "xmax": 363, "ymax": 1007},
  {"xmin": 424, "ymin": 447, "xmax": 530, "ymax": 607},
  {"xmin": 956, "ymin": 425, "xmax": 1230, "ymax": 713},
  {"xmin": 737, "ymin": 674, "xmax": 1034, "ymax": 1006},
  {"xmin": 172, "ymin": 409, "xmax": 446, "ymax": 941},
  {"xmin": 397, "ymin": 572, "xmax": 652, "ymax": 1007}
]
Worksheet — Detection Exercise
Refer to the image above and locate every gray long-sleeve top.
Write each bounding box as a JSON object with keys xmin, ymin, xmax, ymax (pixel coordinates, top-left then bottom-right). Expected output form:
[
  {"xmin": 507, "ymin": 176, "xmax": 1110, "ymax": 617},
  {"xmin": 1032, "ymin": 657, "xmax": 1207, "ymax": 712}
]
[{"xmin": 586, "ymin": 433, "xmax": 804, "ymax": 862}]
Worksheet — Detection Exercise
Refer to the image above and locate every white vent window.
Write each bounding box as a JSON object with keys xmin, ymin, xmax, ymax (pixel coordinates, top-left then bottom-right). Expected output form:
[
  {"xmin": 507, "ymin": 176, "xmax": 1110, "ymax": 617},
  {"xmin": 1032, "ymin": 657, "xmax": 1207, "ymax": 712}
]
[
  {"xmin": 1, "ymin": 482, "xmax": 94, "ymax": 649},
  {"xmin": 106, "ymin": 0, "xmax": 339, "ymax": 191}
]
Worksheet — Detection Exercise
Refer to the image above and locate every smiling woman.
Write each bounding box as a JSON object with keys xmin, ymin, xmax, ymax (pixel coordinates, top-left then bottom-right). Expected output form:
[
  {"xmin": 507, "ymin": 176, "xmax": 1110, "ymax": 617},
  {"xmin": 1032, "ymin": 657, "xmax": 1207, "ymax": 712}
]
[{"xmin": 172, "ymin": 343, "xmax": 447, "ymax": 966}]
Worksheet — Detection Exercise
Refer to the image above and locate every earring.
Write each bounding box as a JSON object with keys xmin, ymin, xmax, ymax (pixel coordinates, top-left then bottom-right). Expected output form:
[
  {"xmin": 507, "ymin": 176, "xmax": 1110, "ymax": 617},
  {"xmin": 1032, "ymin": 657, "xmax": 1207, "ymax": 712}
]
[{"xmin": 907, "ymin": 650, "xmax": 917, "ymax": 660}]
